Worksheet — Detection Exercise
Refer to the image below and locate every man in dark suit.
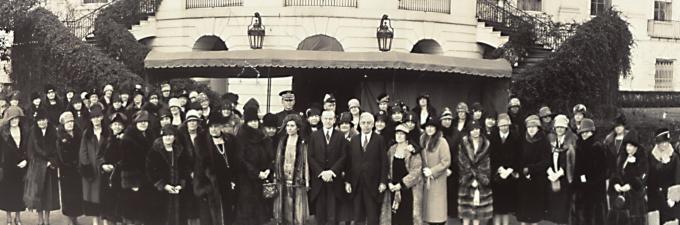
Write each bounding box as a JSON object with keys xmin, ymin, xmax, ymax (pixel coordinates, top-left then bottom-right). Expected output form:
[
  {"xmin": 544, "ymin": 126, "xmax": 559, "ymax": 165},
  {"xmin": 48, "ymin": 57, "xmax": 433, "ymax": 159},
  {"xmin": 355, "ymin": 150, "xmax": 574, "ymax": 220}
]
[
  {"xmin": 346, "ymin": 112, "xmax": 388, "ymax": 225},
  {"xmin": 308, "ymin": 110, "xmax": 348, "ymax": 225}
]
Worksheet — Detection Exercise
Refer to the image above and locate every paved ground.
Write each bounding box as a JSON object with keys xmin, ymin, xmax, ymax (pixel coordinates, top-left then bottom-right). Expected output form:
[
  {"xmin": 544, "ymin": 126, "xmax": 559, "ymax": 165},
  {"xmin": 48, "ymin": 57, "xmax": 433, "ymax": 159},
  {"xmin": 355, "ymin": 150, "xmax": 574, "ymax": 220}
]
[{"xmin": 0, "ymin": 212, "xmax": 563, "ymax": 225}]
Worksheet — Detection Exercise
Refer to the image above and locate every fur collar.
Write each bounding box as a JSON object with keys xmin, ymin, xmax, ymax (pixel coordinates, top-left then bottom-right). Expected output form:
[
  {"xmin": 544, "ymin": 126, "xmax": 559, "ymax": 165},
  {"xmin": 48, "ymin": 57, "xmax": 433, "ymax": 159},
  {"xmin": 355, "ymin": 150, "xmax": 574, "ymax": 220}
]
[
  {"xmin": 461, "ymin": 135, "xmax": 490, "ymax": 163},
  {"xmin": 420, "ymin": 131, "xmax": 443, "ymax": 152}
]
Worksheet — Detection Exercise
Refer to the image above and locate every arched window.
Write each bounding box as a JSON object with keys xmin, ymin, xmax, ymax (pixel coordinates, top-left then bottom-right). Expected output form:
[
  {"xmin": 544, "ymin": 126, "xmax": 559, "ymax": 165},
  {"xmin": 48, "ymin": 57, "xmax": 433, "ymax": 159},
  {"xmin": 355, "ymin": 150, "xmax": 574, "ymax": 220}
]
[
  {"xmin": 411, "ymin": 39, "xmax": 443, "ymax": 55},
  {"xmin": 297, "ymin": 34, "xmax": 344, "ymax": 51},
  {"xmin": 192, "ymin": 35, "xmax": 228, "ymax": 51}
]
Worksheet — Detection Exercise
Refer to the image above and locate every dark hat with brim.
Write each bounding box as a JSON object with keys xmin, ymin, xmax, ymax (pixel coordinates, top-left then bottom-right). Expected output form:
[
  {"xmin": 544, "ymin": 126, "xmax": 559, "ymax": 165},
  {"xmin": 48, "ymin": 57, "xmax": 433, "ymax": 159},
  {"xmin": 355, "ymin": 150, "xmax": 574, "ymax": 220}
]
[
  {"xmin": 655, "ymin": 128, "xmax": 671, "ymax": 143},
  {"xmin": 262, "ymin": 113, "xmax": 278, "ymax": 128}
]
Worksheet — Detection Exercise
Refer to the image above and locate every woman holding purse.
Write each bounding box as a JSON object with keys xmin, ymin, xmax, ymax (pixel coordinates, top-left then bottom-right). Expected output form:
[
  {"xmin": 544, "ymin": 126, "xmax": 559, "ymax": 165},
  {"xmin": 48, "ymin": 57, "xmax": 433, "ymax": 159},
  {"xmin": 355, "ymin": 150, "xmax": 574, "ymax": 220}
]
[{"xmin": 609, "ymin": 136, "xmax": 647, "ymax": 225}]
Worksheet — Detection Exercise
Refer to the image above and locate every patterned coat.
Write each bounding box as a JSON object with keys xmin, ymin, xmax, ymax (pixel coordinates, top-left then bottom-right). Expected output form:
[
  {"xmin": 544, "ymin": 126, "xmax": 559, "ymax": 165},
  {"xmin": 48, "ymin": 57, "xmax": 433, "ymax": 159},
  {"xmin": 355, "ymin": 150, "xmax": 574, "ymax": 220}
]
[{"xmin": 458, "ymin": 135, "xmax": 493, "ymax": 220}]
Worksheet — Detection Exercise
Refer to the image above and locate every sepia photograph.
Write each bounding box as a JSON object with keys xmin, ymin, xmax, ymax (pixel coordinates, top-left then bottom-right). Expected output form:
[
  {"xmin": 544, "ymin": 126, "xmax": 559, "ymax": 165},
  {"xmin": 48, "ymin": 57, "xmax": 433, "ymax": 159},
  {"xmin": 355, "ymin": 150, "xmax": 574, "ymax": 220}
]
[{"xmin": 0, "ymin": 0, "xmax": 678, "ymax": 224}]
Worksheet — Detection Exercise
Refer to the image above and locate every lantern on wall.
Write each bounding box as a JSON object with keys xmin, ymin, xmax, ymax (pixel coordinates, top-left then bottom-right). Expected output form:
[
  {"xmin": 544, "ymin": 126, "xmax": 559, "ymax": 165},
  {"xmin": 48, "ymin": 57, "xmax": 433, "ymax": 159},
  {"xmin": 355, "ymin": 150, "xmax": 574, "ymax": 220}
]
[
  {"xmin": 376, "ymin": 14, "xmax": 394, "ymax": 52},
  {"xmin": 248, "ymin": 12, "xmax": 265, "ymax": 49}
]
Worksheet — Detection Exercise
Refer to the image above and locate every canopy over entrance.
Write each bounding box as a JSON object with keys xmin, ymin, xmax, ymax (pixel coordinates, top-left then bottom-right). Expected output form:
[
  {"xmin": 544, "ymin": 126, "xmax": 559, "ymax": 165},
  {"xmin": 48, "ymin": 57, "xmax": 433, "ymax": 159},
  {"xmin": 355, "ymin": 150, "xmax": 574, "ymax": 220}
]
[{"xmin": 144, "ymin": 49, "xmax": 512, "ymax": 79}]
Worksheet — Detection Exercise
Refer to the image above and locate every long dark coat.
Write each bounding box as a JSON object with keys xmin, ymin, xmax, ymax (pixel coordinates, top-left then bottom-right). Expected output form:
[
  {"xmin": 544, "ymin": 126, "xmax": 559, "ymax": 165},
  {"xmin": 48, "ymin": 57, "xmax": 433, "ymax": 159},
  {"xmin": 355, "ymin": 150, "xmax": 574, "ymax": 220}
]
[
  {"xmin": 120, "ymin": 127, "xmax": 156, "ymax": 222},
  {"xmin": 146, "ymin": 138, "xmax": 192, "ymax": 225},
  {"xmin": 647, "ymin": 146, "xmax": 680, "ymax": 224},
  {"xmin": 608, "ymin": 147, "xmax": 647, "ymax": 225},
  {"xmin": 98, "ymin": 131, "xmax": 125, "ymax": 221},
  {"xmin": 175, "ymin": 125, "xmax": 201, "ymax": 220},
  {"xmin": 24, "ymin": 124, "xmax": 61, "ymax": 211},
  {"xmin": 79, "ymin": 126, "xmax": 110, "ymax": 207},
  {"xmin": 573, "ymin": 136, "xmax": 607, "ymax": 225},
  {"xmin": 444, "ymin": 117, "xmax": 468, "ymax": 217},
  {"xmin": 56, "ymin": 126, "xmax": 83, "ymax": 217},
  {"xmin": 545, "ymin": 132, "xmax": 576, "ymax": 224},
  {"xmin": 488, "ymin": 129, "xmax": 520, "ymax": 215},
  {"xmin": 195, "ymin": 132, "xmax": 240, "ymax": 225},
  {"xmin": 515, "ymin": 131, "xmax": 550, "ymax": 223},
  {"xmin": 0, "ymin": 125, "xmax": 28, "ymax": 211},
  {"xmin": 234, "ymin": 125, "xmax": 274, "ymax": 225}
]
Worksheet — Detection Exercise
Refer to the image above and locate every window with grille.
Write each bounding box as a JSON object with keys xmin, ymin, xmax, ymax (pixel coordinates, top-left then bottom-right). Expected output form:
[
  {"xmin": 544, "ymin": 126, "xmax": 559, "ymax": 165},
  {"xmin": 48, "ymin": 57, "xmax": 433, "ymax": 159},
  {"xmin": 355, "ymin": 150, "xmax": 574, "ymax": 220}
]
[
  {"xmin": 590, "ymin": 0, "xmax": 611, "ymax": 15},
  {"xmin": 655, "ymin": 59, "xmax": 674, "ymax": 91},
  {"xmin": 518, "ymin": 0, "xmax": 541, "ymax": 11},
  {"xmin": 655, "ymin": 0, "xmax": 672, "ymax": 21}
]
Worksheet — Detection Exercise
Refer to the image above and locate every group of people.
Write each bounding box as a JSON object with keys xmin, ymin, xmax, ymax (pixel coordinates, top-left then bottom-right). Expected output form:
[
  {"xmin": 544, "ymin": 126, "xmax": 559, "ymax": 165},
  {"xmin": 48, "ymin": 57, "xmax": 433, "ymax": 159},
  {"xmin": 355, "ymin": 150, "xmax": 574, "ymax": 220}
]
[{"xmin": 0, "ymin": 82, "xmax": 678, "ymax": 225}]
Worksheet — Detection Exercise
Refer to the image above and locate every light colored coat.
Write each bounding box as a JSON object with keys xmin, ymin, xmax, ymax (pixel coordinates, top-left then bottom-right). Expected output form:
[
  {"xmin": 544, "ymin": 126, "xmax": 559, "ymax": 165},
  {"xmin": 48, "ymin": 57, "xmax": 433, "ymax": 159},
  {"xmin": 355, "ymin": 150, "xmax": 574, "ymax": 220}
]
[
  {"xmin": 420, "ymin": 133, "xmax": 451, "ymax": 223},
  {"xmin": 380, "ymin": 144, "xmax": 424, "ymax": 225}
]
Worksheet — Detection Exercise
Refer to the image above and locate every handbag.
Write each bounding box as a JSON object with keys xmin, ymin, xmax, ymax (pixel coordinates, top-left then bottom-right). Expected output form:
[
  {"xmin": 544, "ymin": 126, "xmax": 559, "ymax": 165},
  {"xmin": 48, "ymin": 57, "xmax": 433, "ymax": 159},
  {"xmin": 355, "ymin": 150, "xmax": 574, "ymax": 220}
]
[
  {"xmin": 263, "ymin": 179, "xmax": 278, "ymax": 199},
  {"xmin": 613, "ymin": 194, "xmax": 626, "ymax": 209}
]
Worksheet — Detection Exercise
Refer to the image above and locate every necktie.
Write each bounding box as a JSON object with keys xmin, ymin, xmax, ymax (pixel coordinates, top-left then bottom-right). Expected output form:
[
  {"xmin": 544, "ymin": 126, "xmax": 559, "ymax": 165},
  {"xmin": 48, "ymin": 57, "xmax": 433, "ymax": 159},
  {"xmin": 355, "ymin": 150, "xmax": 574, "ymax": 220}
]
[
  {"xmin": 325, "ymin": 130, "xmax": 330, "ymax": 144},
  {"xmin": 362, "ymin": 135, "xmax": 368, "ymax": 151}
]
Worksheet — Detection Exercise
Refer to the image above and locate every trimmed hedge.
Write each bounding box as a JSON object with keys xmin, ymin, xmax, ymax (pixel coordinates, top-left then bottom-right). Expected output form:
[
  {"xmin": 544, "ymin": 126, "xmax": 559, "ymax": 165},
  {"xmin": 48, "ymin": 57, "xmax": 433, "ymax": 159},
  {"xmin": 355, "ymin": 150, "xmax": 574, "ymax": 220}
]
[
  {"xmin": 510, "ymin": 9, "xmax": 633, "ymax": 119},
  {"xmin": 94, "ymin": 0, "xmax": 149, "ymax": 76},
  {"xmin": 11, "ymin": 8, "xmax": 143, "ymax": 96}
]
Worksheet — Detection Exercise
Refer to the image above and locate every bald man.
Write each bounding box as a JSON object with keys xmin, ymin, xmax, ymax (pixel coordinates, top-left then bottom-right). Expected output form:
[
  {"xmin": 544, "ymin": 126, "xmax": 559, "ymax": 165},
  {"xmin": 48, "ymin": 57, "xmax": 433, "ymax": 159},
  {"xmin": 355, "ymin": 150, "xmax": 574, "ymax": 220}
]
[{"xmin": 346, "ymin": 112, "xmax": 388, "ymax": 225}]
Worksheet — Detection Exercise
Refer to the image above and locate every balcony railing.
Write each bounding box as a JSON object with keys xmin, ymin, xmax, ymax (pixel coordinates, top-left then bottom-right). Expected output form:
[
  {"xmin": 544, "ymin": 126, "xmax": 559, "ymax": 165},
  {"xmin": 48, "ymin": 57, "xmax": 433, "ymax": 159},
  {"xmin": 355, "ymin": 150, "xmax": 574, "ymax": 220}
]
[
  {"xmin": 476, "ymin": 0, "xmax": 577, "ymax": 50},
  {"xmin": 186, "ymin": 0, "xmax": 242, "ymax": 9},
  {"xmin": 648, "ymin": 19, "xmax": 680, "ymax": 39},
  {"xmin": 398, "ymin": 0, "xmax": 451, "ymax": 14},
  {"xmin": 284, "ymin": 0, "xmax": 358, "ymax": 7},
  {"xmin": 64, "ymin": 1, "xmax": 116, "ymax": 40}
]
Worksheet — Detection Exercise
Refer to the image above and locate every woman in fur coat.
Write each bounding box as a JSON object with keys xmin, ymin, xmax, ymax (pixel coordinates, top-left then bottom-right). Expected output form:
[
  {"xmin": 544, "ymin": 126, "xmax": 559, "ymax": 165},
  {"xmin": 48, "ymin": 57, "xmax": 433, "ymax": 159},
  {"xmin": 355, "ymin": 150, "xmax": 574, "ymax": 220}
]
[
  {"xmin": 193, "ymin": 113, "xmax": 239, "ymax": 225},
  {"xmin": 272, "ymin": 114, "xmax": 310, "ymax": 225},
  {"xmin": 98, "ymin": 112, "xmax": 127, "ymax": 224},
  {"xmin": 56, "ymin": 112, "xmax": 83, "ymax": 225},
  {"xmin": 120, "ymin": 110, "xmax": 156, "ymax": 225},
  {"xmin": 24, "ymin": 109, "xmax": 60, "ymax": 225},
  {"xmin": 234, "ymin": 99, "xmax": 274, "ymax": 225},
  {"xmin": 458, "ymin": 121, "xmax": 493, "ymax": 225},
  {"xmin": 380, "ymin": 124, "xmax": 424, "ymax": 225},
  {"xmin": 146, "ymin": 125, "xmax": 192, "ymax": 225},
  {"xmin": 608, "ymin": 136, "xmax": 647, "ymax": 225},
  {"xmin": 0, "ymin": 106, "xmax": 28, "ymax": 225}
]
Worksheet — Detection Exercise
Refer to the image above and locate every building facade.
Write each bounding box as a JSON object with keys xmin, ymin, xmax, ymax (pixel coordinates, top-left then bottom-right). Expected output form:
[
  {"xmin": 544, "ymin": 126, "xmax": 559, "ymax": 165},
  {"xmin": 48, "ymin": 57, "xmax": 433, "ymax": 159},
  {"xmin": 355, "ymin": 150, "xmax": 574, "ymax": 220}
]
[{"xmin": 509, "ymin": 0, "xmax": 680, "ymax": 92}]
